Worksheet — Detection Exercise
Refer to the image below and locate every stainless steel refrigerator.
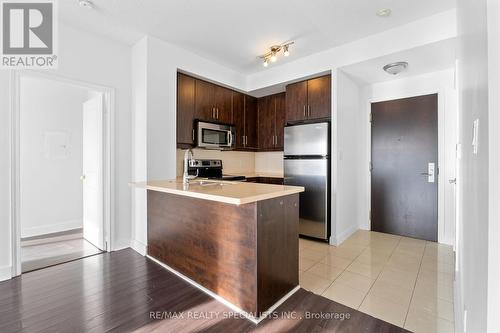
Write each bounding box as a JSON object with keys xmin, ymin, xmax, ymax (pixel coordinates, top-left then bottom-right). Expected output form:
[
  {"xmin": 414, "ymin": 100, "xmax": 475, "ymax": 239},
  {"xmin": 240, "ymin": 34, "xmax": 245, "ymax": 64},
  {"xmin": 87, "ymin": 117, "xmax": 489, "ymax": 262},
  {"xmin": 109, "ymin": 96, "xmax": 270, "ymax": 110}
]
[{"xmin": 284, "ymin": 122, "xmax": 330, "ymax": 240}]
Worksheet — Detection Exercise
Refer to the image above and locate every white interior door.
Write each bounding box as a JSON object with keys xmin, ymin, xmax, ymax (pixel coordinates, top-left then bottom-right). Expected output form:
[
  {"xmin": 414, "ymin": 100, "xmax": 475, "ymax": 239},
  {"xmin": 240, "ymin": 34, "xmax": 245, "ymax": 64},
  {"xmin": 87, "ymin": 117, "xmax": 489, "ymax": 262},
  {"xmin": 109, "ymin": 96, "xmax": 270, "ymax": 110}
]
[{"xmin": 82, "ymin": 94, "xmax": 104, "ymax": 250}]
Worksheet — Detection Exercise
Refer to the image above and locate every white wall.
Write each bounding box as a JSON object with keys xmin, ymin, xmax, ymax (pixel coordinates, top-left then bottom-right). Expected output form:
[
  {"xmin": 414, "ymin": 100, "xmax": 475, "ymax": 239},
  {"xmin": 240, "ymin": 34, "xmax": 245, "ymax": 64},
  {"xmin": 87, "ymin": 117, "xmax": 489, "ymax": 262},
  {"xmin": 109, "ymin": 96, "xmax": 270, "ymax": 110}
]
[
  {"xmin": 455, "ymin": 0, "xmax": 490, "ymax": 331},
  {"xmin": 332, "ymin": 70, "xmax": 363, "ymax": 244},
  {"xmin": 19, "ymin": 77, "xmax": 89, "ymax": 238},
  {"xmin": 0, "ymin": 23, "xmax": 132, "ymax": 280},
  {"xmin": 131, "ymin": 36, "xmax": 246, "ymax": 254},
  {"xmin": 359, "ymin": 69, "xmax": 458, "ymax": 246},
  {"xmin": 487, "ymin": 0, "xmax": 500, "ymax": 331}
]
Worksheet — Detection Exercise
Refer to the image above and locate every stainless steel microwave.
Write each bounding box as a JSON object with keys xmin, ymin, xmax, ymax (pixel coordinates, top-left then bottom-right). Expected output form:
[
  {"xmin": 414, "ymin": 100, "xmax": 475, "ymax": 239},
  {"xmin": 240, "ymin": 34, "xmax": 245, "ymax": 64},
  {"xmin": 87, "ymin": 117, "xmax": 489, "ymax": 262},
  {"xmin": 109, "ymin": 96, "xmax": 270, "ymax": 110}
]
[{"xmin": 196, "ymin": 121, "xmax": 235, "ymax": 150}]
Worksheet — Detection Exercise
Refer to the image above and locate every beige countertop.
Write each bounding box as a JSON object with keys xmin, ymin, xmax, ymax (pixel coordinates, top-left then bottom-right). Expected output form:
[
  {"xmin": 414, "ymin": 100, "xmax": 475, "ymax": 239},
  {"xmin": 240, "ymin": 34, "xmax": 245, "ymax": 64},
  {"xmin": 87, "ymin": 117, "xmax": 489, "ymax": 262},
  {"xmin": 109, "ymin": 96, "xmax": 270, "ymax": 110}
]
[{"xmin": 131, "ymin": 179, "xmax": 303, "ymax": 205}]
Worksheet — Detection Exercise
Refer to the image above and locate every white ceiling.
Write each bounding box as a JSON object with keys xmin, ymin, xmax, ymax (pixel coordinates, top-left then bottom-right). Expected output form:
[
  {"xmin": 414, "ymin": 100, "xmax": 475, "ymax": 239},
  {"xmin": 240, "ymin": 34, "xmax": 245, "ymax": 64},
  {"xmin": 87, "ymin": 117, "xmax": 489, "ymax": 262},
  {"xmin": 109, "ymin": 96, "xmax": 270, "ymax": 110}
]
[
  {"xmin": 60, "ymin": 0, "xmax": 456, "ymax": 74},
  {"xmin": 340, "ymin": 38, "xmax": 457, "ymax": 85}
]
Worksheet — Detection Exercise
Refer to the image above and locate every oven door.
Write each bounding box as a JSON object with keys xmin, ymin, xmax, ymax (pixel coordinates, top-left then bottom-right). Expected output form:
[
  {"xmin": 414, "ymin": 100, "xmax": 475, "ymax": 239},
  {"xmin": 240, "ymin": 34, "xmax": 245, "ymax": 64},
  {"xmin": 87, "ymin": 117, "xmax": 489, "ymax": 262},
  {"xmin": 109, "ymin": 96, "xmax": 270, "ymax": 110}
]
[{"xmin": 197, "ymin": 122, "xmax": 234, "ymax": 149}]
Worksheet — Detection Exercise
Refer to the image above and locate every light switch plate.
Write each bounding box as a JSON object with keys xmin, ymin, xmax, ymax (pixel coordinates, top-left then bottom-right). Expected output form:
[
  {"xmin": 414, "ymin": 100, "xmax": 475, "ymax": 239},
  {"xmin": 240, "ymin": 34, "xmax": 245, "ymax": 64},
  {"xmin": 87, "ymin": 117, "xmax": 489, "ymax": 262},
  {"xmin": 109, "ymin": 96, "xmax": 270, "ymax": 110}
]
[{"xmin": 472, "ymin": 119, "xmax": 479, "ymax": 154}]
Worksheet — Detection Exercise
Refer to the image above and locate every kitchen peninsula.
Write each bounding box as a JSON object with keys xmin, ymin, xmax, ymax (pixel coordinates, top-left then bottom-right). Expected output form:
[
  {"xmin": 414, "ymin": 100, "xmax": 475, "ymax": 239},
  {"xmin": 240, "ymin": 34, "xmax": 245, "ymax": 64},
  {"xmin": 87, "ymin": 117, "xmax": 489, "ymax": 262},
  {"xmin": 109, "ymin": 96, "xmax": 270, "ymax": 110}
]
[{"xmin": 132, "ymin": 179, "xmax": 304, "ymax": 321}]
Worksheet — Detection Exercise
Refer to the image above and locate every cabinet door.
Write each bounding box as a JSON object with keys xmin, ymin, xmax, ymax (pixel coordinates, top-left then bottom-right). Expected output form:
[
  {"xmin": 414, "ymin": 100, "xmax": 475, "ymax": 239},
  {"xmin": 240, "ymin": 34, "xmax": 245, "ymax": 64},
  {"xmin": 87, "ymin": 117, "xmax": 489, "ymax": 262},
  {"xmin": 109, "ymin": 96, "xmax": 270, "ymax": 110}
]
[
  {"xmin": 245, "ymin": 95, "xmax": 258, "ymax": 149},
  {"xmin": 258, "ymin": 96, "xmax": 275, "ymax": 150},
  {"xmin": 177, "ymin": 73, "xmax": 196, "ymax": 146},
  {"xmin": 307, "ymin": 75, "xmax": 331, "ymax": 119},
  {"xmin": 195, "ymin": 79, "xmax": 215, "ymax": 121},
  {"xmin": 232, "ymin": 92, "xmax": 245, "ymax": 148},
  {"xmin": 285, "ymin": 81, "xmax": 308, "ymax": 122},
  {"xmin": 275, "ymin": 93, "xmax": 286, "ymax": 149},
  {"xmin": 214, "ymin": 86, "xmax": 233, "ymax": 123}
]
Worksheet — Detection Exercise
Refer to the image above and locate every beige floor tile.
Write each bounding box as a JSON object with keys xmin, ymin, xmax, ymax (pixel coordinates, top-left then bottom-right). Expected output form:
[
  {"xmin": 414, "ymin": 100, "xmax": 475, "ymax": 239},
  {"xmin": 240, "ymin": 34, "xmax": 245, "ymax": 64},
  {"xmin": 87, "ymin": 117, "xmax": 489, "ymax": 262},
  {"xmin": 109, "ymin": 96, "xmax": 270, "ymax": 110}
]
[
  {"xmin": 320, "ymin": 254, "xmax": 353, "ymax": 270},
  {"xmin": 413, "ymin": 278, "xmax": 454, "ymax": 302},
  {"xmin": 377, "ymin": 266, "xmax": 418, "ymax": 290},
  {"xmin": 420, "ymin": 260, "xmax": 455, "ymax": 275},
  {"xmin": 299, "ymin": 271, "xmax": 333, "ymax": 295},
  {"xmin": 327, "ymin": 246, "xmax": 364, "ymax": 261},
  {"xmin": 418, "ymin": 268, "xmax": 454, "ymax": 287},
  {"xmin": 410, "ymin": 294, "xmax": 455, "ymax": 322},
  {"xmin": 322, "ymin": 281, "xmax": 367, "ymax": 309},
  {"xmin": 335, "ymin": 271, "xmax": 375, "ymax": 293},
  {"xmin": 346, "ymin": 260, "xmax": 384, "ymax": 278},
  {"xmin": 405, "ymin": 305, "xmax": 455, "ymax": 333},
  {"xmin": 306, "ymin": 240, "xmax": 332, "ymax": 253},
  {"xmin": 307, "ymin": 263, "xmax": 344, "ymax": 280},
  {"xmin": 368, "ymin": 280, "xmax": 413, "ymax": 306},
  {"xmin": 355, "ymin": 250, "xmax": 391, "ymax": 265},
  {"xmin": 359, "ymin": 294, "xmax": 408, "ymax": 327},
  {"xmin": 299, "ymin": 257, "xmax": 317, "ymax": 271},
  {"xmin": 300, "ymin": 247, "xmax": 328, "ymax": 261}
]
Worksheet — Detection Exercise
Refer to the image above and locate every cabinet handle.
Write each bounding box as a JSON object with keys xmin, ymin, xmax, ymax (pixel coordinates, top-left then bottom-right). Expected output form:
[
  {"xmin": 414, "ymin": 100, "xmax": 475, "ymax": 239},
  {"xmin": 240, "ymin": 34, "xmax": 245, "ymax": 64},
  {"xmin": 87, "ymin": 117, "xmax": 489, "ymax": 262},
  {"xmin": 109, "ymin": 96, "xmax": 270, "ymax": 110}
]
[
  {"xmin": 308, "ymin": 105, "xmax": 311, "ymax": 117},
  {"xmin": 212, "ymin": 107, "xmax": 215, "ymax": 119},
  {"xmin": 245, "ymin": 136, "xmax": 247, "ymax": 145},
  {"xmin": 192, "ymin": 129, "xmax": 195, "ymax": 141},
  {"xmin": 303, "ymin": 105, "xmax": 306, "ymax": 117},
  {"xmin": 217, "ymin": 108, "xmax": 219, "ymax": 119}
]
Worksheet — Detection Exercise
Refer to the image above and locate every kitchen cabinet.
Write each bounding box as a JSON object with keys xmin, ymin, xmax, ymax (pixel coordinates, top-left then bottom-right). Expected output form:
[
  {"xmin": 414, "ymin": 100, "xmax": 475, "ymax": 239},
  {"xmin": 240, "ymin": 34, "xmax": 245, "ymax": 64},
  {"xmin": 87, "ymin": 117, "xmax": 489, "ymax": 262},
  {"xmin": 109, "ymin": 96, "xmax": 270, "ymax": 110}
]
[
  {"xmin": 245, "ymin": 95, "xmax": 258, "ymax": 149},
  {"xmin": 258, "ymin": 92, "xmax": 285, "ymax": 151},
  {"xmin": 233, "ymin": 93, "xmax": 258, "ymax": 150},
  {"xmin": 285, "ymin": 75, "xmax": 331, "ymax": 123},
  {"xmin": 195, "ymin": 79, "xmax": 233, "ymax": 123},
  {"xmin": 177, "ymin": 73, "xmax": 196, "ymax": 147}
]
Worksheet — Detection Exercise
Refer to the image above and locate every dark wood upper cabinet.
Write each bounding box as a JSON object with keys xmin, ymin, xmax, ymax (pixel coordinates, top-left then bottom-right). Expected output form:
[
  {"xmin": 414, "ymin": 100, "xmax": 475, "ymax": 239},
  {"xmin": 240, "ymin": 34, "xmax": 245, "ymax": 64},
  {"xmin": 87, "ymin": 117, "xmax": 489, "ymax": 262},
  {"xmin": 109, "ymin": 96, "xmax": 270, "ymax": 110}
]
[
  {"xmin": 307, "ymin": 75, "xmax": 331, "ymax": 119},
  {"xmin": 195, "ymin": 79, "xmax": 215, "ymax": 122},
  {"xmin": 233, "ymin": 92, "xmax": 245, "ymax": 148},
  {"xmin": 258, "ymin": 93, "xmax": 285, "ymax": 151},
  {"xmin": 177, "ymin": 73, "xmax": 196, "ymax": 146},
  {"xmin": 245, "ymin": 95, "xmax": 258, "ymax": 149},
  {"xmin": 286, "ymin": 81, "xmax": 308, "ymax": 123},
  {"xmin": 258, "ymin": 96, "xmax": 275, "ymax": 150},
  {"xmin": 285, "ymin": 74, "xmax": 331, "ymax": 123},
  {"xmin": 275, "ymin": 92, "xmax": 286, "ymax": 149},
  {"xmin": 214, "ymin": 85, "xmax": 233, "ymax": 123}
]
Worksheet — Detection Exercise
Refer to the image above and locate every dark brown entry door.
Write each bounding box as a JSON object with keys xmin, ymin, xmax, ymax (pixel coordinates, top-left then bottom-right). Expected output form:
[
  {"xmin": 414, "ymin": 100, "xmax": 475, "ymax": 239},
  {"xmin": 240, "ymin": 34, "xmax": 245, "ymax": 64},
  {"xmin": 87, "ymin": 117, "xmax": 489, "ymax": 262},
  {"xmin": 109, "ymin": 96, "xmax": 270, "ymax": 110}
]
[{"xmin": 371, "ymin": 94, "xmax": 438, "ymax": 241}]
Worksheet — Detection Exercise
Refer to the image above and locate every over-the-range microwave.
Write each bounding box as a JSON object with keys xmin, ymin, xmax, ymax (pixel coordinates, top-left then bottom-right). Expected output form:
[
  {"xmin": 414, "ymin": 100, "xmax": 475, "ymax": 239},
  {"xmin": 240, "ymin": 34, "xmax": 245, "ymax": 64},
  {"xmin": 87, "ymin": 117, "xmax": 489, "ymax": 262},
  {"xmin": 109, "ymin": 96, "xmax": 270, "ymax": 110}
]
[{"xmin": 196, "ymin": 120, "xmax": 235, "ymax": 150}]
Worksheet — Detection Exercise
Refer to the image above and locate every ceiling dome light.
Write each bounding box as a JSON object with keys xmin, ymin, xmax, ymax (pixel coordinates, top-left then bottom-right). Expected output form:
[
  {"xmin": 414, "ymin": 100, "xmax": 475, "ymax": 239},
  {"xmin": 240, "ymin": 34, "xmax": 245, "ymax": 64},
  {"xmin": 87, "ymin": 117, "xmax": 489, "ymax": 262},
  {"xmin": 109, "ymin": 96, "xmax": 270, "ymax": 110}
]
[
  {"xmin": 79, "ymin": 0, "xmax": 94, "ymax": 9},
  {"xmin": 263, "ymin": 58, "xmax": 269, "ymax": 67},
  {"xmin": 383, "ymin": 62, "xmax": 408, "ymax": 75},
  {"xmin": 283, "ymin": 45, "xmax": 290, "ymax": 57},
  {"xmin": 376, "ymin": 8, "xmax": 392, "ymax": 17}
]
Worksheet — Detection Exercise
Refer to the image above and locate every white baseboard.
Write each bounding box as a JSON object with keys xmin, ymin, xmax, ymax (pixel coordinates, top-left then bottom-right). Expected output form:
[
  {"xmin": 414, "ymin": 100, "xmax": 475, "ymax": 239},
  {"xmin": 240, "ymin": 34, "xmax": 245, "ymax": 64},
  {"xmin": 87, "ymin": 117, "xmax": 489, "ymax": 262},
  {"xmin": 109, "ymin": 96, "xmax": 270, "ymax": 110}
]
[
  {"xmin": 21, "ymin": 219, "xmax": 83, "ymax": 238},
  {"xmin": 147, "ymin": 255, "xmax": 300, "ymax": 324},
  {"xmin": 131, "ymin": 239, "xmax": 147, "ymax": 256},
  {"xmin": 331, "ymin": 226, "xmax": 359, "ymax": 246},
  {"xmin": 0, "ymin": 266, "xmax": 12, "ymax": 282}
]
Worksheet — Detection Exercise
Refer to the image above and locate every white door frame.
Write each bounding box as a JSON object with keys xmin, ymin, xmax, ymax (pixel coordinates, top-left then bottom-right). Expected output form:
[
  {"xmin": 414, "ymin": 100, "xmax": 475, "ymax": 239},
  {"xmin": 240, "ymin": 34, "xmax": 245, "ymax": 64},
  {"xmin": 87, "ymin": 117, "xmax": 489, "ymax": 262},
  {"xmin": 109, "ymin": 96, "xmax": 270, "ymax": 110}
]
[
  {"xmin": 365, "ymin": 88, "xmax": 457, "ymax": 245},
  {"xmin": 10, "ymin": 71, "xmax": 115, "ymax": 277}
]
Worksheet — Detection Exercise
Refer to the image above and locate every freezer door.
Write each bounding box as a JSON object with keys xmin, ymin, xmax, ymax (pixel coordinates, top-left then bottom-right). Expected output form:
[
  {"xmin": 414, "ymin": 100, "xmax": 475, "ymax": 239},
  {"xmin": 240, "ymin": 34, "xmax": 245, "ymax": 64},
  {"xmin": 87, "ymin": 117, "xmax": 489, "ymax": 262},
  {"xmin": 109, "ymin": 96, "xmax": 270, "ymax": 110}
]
[
  {"xmin": 284, "ymin": 158, "xmax": 329, "ymax": 239},
  {"xmin": 284, "ymin": 122, "xmax": 329, "ymax": 156}
]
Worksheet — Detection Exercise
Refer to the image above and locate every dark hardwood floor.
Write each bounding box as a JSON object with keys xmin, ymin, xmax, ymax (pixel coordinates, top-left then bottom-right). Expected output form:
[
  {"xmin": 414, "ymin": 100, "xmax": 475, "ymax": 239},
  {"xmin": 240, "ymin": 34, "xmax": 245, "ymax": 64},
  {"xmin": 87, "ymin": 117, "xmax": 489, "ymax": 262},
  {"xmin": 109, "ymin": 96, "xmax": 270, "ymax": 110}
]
[{"xmin": 0, "ymin": 249, "xmax": 408, "ymax": 333}]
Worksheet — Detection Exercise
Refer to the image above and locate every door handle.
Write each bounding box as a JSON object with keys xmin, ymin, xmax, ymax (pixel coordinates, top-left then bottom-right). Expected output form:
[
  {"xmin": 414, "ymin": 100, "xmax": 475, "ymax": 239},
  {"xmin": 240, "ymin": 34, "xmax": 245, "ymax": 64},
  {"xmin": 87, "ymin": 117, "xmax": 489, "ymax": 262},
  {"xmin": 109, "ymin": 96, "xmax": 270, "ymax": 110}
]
[
  {"xmin": 422, "ymin": 163, "xmax": 435, "ymax": 183},
  {"xmin": 449, "ymin": 178, "xmax": 457, "ymax": 184}
]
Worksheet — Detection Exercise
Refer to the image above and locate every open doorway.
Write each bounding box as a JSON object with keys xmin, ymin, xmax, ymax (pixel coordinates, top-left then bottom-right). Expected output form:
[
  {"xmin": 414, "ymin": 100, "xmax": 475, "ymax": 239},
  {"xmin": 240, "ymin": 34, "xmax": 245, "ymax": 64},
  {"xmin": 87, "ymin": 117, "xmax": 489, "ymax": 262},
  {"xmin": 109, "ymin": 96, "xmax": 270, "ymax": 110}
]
[{"xmin": 18, "ymin": 75, "xmax": 108, "ymax": 272}]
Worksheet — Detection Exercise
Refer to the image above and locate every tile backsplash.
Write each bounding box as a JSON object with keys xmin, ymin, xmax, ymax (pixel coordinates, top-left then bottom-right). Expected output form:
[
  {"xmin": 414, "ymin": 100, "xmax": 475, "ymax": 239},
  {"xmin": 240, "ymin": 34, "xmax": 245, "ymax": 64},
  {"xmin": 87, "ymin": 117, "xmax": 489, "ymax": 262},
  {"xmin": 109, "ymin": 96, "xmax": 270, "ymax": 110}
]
[{"xmin": 176, "ymin": 149, "xmax": 283, "ymax": 177}]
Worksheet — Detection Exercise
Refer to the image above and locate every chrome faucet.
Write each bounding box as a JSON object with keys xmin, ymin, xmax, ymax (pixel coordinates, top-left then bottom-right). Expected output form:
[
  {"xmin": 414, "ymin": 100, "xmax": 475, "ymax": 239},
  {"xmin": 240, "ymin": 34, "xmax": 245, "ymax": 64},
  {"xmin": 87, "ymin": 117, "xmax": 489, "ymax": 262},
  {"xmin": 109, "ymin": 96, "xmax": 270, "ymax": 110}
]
[{"xmin": 183, "ymin": 149, "xmax": 198, "ymax": 184}]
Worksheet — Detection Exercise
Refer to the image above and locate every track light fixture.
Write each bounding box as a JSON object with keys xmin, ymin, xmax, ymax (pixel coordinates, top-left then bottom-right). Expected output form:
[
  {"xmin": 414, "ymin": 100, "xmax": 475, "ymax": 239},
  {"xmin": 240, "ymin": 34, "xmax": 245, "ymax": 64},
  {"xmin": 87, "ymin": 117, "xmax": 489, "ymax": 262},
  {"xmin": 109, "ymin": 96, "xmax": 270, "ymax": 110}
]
[{"xmin": 260, "ymin": 42, "xmax": 294, "ymax": 67}]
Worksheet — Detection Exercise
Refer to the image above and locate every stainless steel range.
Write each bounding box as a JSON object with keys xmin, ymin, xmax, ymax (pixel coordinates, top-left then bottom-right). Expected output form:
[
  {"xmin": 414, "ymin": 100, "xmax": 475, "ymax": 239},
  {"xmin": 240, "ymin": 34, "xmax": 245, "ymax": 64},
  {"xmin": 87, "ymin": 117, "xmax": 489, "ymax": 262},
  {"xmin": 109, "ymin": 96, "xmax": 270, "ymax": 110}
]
[{"xmin": 188, "ymin": 159, "xmax": 245, "ymax": 181}]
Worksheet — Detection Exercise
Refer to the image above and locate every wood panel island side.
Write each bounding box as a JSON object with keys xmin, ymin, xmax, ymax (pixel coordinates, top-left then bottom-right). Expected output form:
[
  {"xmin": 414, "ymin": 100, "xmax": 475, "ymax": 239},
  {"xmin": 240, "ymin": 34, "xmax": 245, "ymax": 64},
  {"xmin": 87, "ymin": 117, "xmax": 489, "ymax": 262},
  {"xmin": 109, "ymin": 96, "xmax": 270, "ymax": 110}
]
[{"xmin": 132, "ymin": 179, "xmax": 305, "ymax": 321}]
